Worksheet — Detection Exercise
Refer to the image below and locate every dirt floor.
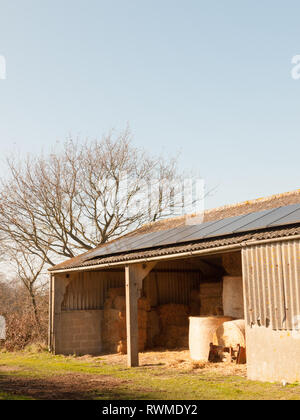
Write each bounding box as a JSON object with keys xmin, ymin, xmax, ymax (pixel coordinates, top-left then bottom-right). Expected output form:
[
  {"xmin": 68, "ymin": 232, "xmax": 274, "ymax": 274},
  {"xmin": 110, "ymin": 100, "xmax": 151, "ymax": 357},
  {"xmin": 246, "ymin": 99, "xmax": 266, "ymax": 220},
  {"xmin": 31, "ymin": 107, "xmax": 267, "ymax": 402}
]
[{"xmin": 98, "ymin": 349, "xmax": 247, "ymax": 377}]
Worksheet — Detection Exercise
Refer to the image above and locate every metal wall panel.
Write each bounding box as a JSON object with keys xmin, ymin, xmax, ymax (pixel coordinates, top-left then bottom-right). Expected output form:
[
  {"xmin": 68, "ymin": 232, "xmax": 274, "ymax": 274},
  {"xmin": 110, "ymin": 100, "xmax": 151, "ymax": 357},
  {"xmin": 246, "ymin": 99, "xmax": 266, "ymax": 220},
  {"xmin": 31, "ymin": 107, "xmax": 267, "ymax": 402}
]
[
  {"xmin": 144, "ymin": 261, "xmax": 201, "ymax": 305},
  {"xmin": 242, "ymin": 239, "xmax": 300, "ymax": 330},
  {"xmin": 62, "ymin": 271, "xmax": 124, "ymax": 311},
  {"xmin": 62, "ymin": 260, "xmax": 209, "ymax": 310}
]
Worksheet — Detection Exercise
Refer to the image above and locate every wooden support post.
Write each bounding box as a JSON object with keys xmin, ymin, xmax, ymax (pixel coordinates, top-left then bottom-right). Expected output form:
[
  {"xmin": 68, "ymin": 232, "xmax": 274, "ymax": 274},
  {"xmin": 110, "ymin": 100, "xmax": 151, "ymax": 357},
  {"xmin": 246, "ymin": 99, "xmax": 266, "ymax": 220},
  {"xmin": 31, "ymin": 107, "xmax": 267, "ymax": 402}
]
[
  {"xmin": 125, "ymin": 263, "xmax": 156, "ymax": 367},
  {"xmin": 51, "ymin": 274, "xmax": 72, "ymax": 354}
]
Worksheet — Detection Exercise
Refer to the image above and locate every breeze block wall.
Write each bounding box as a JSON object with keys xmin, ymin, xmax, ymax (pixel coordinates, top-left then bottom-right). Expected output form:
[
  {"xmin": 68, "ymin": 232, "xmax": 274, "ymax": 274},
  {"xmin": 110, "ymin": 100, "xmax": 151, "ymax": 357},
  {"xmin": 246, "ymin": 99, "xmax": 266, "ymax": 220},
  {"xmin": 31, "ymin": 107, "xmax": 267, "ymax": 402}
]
[
  {"xmin": 57, "ymin": 310, "xmax": 103, "ymax": 356},
  {"xmin": 51, "ymin": 270, "xmax": 124, "ymax": 356}
]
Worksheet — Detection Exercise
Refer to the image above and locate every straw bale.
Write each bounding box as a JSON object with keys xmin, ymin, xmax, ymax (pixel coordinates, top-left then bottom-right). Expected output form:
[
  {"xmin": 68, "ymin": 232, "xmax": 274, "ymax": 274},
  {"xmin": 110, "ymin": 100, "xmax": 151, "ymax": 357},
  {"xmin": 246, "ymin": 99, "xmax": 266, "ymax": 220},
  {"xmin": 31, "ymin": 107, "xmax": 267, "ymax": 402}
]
[
  {"xmin": 200, "ymin": 282, "xmax": 222, "ymax": 297},
  {"xmin": 113, "ymin": 295, "xmax": 126, "ymax": 311},
  {"xmin": 158, "ymin": 304, "xmax": 189, "ymax": 328},
  {"xmin": 108, "ymin": 287, "xmax": 125, "ymax": 299}
]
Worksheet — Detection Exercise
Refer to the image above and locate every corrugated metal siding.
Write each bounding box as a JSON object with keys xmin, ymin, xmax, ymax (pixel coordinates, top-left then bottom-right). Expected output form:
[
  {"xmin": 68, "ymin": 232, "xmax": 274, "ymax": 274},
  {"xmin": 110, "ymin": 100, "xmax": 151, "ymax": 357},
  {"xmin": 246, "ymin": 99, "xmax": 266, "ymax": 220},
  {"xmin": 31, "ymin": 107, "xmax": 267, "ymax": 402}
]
[
  {"xmin": 62, "ymin": 271, "xmax": 124, "ymax": 311},
  {"xmin": 144, "ymin": 262, "xmax": 201, "ymax": 305},
  {"xmin": 242, "ymin": 239, "xmax": 300, "ymax": 330},
  {"xmin": 62, "ymin": 261, "xmax": 204, "ymax": 310}
]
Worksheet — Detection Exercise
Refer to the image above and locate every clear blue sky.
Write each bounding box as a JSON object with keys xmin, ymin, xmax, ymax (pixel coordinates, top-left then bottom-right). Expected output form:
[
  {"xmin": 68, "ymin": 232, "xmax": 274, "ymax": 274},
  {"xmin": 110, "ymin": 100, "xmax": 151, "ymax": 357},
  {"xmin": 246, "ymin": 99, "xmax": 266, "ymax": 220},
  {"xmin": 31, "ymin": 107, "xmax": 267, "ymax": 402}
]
[{"xmin": 0, "ymin": 0, "xmax": 299, "ymax": 209}]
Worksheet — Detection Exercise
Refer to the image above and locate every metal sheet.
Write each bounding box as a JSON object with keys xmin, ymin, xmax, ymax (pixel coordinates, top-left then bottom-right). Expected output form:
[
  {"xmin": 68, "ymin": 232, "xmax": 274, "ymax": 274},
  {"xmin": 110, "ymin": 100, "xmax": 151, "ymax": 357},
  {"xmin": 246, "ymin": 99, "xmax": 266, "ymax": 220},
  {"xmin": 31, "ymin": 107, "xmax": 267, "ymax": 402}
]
[
  {"xmin": 61, "ymin": 270, "xmax": 124, "ymax": 310},
  {"xmin": 144, "ymin": 261, "xmax": 201, "ymax": 305},
  {"xmin": 242, "ymin": 239, "xmax": 300, "ymax": 331}
]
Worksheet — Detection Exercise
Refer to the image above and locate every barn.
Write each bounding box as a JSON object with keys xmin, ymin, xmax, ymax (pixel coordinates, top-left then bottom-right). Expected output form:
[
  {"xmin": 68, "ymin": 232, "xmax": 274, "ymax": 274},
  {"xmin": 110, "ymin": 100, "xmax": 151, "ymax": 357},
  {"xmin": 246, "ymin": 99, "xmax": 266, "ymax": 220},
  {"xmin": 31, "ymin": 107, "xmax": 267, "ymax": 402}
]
[{"xmin": 49, "ymin": 190, "xmax": 300, "ymax": 383}]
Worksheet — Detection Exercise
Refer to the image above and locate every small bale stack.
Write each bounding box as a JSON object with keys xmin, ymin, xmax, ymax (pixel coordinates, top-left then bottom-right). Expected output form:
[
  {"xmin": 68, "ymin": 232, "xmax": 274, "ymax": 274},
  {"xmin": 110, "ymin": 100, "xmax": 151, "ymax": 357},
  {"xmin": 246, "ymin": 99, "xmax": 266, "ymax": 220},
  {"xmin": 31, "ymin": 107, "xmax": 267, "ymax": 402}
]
[
  {"xmin": 102, "ymin": 288, "xmax": 151, "ymax": 354},
  {"xmin": 199, "ymin": 282, "xmax": 223, "ymax": 316},
  {"xmin": 222, "ymin": 252, "xmax": 242, "ymax": 276},
  {"xmin": 102, "ymin": 288, "xmax": 126, "ymax": 353},
  {"xmin": 190, "ymin": 289, "xmax": 201, "ymax": 316},
  {"xmin": 146, "ymin": 310, "xmax": 160, "ymax": 349},
  {"xmin": 153, "ymin": 304, "xmax": 190, "ymax": 349}
]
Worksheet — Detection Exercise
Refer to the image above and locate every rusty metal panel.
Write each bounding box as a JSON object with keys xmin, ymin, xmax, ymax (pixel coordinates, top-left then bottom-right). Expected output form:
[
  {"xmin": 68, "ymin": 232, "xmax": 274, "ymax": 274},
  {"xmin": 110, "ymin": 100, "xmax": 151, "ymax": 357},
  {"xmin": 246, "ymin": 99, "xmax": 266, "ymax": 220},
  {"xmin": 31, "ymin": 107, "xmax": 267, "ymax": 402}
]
[
  {"xmin": 62, "ymin": 271, "xmax": 124, "ymax": 311},
  {"xmin": 242, "ymin": 239, "xmax": 300, "ymax": 330}
]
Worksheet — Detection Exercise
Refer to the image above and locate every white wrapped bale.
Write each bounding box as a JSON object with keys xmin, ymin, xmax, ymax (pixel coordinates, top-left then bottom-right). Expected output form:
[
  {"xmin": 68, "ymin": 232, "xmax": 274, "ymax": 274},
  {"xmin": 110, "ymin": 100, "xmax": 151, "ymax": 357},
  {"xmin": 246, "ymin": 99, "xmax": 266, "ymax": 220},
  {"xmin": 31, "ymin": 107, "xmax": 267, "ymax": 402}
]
[
  {"xmin": 213, "ymin": 319, "xmax": 246, "ymax": 348},
  {"xmin": 222, "ymin": 276, "xmax": 244, "ymax": 319},
  {"xmin": 189, "ymin": 316, "xmax": 233, "ymax": 361}
]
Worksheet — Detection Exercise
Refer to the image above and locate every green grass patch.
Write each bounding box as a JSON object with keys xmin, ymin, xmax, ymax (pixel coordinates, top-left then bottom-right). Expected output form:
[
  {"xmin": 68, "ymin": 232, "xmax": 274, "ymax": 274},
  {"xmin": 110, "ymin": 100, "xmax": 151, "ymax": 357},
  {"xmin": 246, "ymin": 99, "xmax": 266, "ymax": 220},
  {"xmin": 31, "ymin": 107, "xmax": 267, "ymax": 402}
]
[
  {"xmin": 0, "ymin": 391, "xmax": 33, "ymax": 400},
  {"xmin": 0, "ymin": 351, "xmax": 300, "ymax": 400}
]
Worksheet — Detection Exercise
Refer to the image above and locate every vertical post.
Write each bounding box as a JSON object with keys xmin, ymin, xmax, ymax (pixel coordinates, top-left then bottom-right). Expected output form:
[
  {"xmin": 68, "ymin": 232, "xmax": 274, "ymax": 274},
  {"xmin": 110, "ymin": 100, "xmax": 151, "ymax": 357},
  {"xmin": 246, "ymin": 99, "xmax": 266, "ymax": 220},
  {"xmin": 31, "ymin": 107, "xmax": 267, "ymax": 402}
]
[
  {"xmin": 125, "ymin": 265, "xmax": 139, "ymax": 367},
  {"xmin": 48, "ymin": 274, "xmax": 53, "ymax": 352},
  {"xmin": 125, "ymin": 262, "xmax": 157, "ymax": 367},
  {"xmin": 51, "ymin": 274, "xmax": 71, "ymax": 354}
]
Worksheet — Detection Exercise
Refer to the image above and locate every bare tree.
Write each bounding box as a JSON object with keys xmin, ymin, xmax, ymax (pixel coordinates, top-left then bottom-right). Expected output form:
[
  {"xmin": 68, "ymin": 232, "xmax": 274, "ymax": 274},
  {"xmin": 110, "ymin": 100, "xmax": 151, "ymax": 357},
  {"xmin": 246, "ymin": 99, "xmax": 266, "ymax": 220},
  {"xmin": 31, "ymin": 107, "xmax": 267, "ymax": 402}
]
[
  {"xmin": 0, "ymin": 244, "xmax": 48, "ymax": 335},
  {"xmin": 0, "ymin": 129, "xmax": 184, "ymax": 267}
]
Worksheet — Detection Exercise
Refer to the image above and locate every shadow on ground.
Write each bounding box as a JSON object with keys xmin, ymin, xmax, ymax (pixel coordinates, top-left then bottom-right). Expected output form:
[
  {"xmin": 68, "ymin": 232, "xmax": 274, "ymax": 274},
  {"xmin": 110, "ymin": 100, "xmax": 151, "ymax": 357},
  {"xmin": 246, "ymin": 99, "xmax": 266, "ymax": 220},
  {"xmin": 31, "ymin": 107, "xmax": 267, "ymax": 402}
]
[{"xmin": 0, "ymin": 372, "xmax": 144, "ymax": 400}]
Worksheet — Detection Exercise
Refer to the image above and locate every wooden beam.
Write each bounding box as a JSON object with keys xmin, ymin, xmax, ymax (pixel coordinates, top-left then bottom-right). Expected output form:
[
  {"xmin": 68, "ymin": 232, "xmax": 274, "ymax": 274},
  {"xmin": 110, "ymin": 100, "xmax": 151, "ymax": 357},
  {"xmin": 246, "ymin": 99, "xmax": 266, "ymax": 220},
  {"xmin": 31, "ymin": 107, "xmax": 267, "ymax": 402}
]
[
  {"xmin": 51, "ymin": 274, "xmax": 72, "ymax": 354},
  {"xmin": 125, "ymin": 262, "xmax": 156, "ymax": 367}
]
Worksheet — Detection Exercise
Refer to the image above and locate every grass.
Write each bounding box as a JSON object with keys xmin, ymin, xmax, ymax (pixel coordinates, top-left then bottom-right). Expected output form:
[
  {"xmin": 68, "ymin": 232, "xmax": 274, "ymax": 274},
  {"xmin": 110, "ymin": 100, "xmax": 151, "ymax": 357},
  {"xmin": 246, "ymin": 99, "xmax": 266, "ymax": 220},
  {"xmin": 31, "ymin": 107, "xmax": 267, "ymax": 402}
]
[
  {"xmin": 0, "ymin": 350, "xmax": 300, "ymax": 400},
  {"xmin": 0, "ymin": 391, "xmax": 33, "ymax": 400}
]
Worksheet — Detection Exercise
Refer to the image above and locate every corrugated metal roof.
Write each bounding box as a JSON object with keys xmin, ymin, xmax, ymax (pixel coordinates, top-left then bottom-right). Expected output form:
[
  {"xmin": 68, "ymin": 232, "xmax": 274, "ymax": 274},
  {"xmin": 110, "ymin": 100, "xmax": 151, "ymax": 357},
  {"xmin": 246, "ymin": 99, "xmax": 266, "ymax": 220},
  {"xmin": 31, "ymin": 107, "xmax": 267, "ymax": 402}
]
[
  {"xmin": 49, "ymin": 203, "xmax": 299, "ymax": 271},
  {"xmin": 81, "ymin": 204, "xmax": 300, "ymax": 261},
  {"xmin": 50, "ymin": 224, "xmax": 300, "ymax": 272}
]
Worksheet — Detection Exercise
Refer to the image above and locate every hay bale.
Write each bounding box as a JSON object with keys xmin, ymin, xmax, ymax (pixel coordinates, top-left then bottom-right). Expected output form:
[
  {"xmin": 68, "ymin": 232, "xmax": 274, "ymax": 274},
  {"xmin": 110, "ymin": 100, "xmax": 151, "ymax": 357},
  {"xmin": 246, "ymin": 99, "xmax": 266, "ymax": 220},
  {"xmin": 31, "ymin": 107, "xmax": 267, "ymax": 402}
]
[
  {"xmin": 117, "ymin": 340, "xmax": 127, "ymax": 354},
  {"xmin": 104, "ymin": 297, "xmax": 114, "ymax": 310},
  {"xmin": 151, "ymin": 304, "xmax": 190, "ymax": 349},
  {"xmin": 108, "ymin": 287, "xmax": 125, "ymax": 299},
  {"xmin": 113, "ymin": 295, "xmax": 125, "ymax": 311},
  {"xmin": 166, "ymin": 326, "xmax": 189, "ymax": 348},
  {"xmin": 138, "ymin": 297, "xmax": 151, "ymax": 312},
  {"xmin": 213, "ymin": 319, "xmax": 245, "ymax": 348},
  {"xmin": 199, "ymin": 282, "xmax": 223, "ymax": 316},
  {"xmin": 200, "ymin": 282, "xmax": 222, "ymax": 297},
  {"xmin": 146, "ymin": 310, "xmax": 160, "ymax": 348},
  {"xmin": 190, "ymin": 289, "xmax": 200, "ymax": 302},
  {"xmin": 222, "ymin": 253, "xmax": 242, "ymax": 276},
  {"xmin": 159, "ymin": 304, "xmax": 189, "ymax": 328},
  {"xmin": 189, "ymin": 316, "xmax": 233, "ymax": 361},
  {"xmin": 222, "ymin": 276, "xmax": 244, "ymax": 319},
  {"xmin": 200, "ymin": 297, "xmax": 223, "ymax": 316}
]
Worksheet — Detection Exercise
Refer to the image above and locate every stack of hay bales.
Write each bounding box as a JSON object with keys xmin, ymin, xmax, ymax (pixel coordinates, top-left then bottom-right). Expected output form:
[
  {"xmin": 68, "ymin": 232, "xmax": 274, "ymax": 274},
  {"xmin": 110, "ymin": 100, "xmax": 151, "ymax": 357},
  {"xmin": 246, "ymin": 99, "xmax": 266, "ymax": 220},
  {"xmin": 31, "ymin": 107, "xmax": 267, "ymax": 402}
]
[
  {"xmin": 190, "ymin": 289, "xmax": 201, "ymax": 316},
  {"xmin": 222, "ymin": 252, "xmax": 242, "ymax": 276},
  {"xmin": 102, "ymin": 289, "xmax": 192, "ymax": 353},
  {"xmin": 146, "ymin": 309, "xmax": 160, "ymax": 348},
  {"xmin": 137, "ymin": 297, "xmax": 151, "ymax": 352},
  {"xmin": 102, "ymin": 288, "xmax": 126, "ymax": 353},
  {"xmin": 153, "ymin": 304, "xmax": 190, "ymax": 349},
  {"xmin": 102, "ymin": 288, "xmax": 151, "ymax": 354},
  {"xmin": 199, "ymin": 282, "xmax": 223, "ymax": 316}
]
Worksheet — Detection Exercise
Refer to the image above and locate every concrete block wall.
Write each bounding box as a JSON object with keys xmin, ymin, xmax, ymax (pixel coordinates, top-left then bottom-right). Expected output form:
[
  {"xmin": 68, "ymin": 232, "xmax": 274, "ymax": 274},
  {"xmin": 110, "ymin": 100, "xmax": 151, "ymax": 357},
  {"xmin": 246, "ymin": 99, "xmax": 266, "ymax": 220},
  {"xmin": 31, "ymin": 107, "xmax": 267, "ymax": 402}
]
[
  {"xmin": 55, "ymin": 310, "xmax": 103, "ymax": 356},
  {"xmin": 247, "ymin": 325, "xmax": 300, "ymax": 383}
]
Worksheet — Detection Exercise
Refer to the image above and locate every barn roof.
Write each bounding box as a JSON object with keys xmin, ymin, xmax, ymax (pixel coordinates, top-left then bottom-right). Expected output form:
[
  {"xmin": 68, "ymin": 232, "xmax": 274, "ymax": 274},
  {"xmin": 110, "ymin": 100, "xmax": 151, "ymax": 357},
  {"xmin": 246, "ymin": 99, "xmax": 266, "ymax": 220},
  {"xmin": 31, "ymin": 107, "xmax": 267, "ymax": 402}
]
[{"xmin": 50, "ymin": 190, "xmax": 300, "ymax": 273}]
